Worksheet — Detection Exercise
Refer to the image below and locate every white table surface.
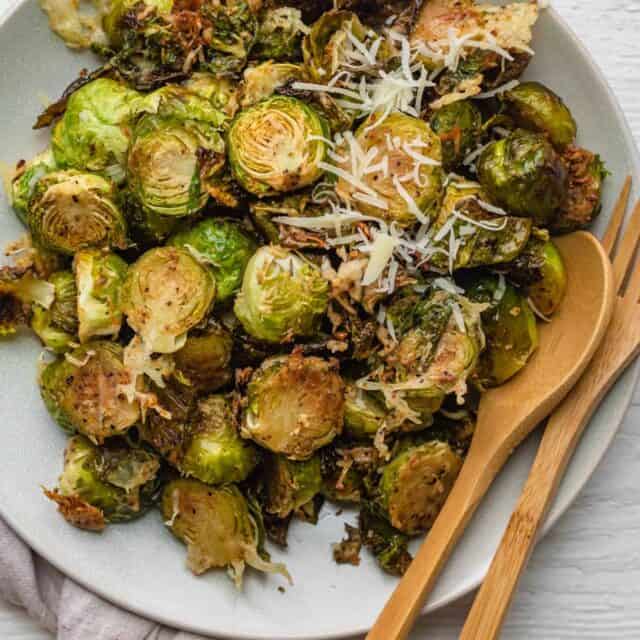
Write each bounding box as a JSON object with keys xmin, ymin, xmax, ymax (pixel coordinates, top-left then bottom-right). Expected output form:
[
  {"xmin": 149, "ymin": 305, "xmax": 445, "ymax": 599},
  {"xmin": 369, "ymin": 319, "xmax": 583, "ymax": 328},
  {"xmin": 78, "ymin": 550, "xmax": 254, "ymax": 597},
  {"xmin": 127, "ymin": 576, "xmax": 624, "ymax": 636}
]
[{"xmin": 2, "ymin": 1, "xmax": 640, "ymax": 638}]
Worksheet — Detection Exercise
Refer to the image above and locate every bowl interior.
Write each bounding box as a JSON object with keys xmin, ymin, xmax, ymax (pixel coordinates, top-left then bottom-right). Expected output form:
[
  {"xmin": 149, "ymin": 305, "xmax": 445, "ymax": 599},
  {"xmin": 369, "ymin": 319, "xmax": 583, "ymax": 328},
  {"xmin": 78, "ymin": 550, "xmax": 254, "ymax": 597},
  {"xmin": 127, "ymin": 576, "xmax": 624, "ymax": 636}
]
[{"xmin": 0, "ymin": 4, "xmax": 638, "ymax": 640}]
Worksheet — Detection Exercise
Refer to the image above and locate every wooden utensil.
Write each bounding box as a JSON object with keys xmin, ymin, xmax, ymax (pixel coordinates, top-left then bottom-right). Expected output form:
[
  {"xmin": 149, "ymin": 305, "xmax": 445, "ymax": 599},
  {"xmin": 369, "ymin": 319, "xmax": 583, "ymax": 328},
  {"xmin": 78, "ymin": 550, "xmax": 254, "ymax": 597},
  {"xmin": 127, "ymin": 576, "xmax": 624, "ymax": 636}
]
[
  {"xmin": 366, "ymin": 232, "xmax": 616, "ymax": 640},
  {"xmin": 459, "ymin": 180, "xmax": 640, "ymax": 640}
]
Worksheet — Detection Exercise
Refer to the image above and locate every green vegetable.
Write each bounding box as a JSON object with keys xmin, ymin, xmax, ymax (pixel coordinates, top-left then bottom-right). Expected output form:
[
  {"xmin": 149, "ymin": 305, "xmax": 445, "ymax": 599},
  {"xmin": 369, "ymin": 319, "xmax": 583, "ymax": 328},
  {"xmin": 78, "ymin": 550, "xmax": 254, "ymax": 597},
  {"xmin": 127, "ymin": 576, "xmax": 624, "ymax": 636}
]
[
  {"xmin": 378, "ymin": 440, "xmax": 463, "ymax": 535},
  {"xmin": 240, "ymin": 62, "xmax": 304, "ymax": 108},
  {"xmin": 31, "ymin": 270, "xmax": 78, "ymax": 353},
  {"xmin": 161, "ymin": 479, "xmax": 290, "ymax": 587},
  {"xmin": 504, "ymin": 81, "xmax": 577, "ymax": 149},
  {"xmin": 227, "ymin": 95, "xmax": 329, "ymax": 196},
  {"xmin": 233, "ymin": 245, "xmax": 328, "ymax": 343},
  {"xmin": 263, "ymin": 453, "xmax": 323, "ymax": 518},
  {"xmin": 27, "ymin": 170, "xmax": 127, "ymax": 255},
  {"xmin": 467, "ymin": 275, "xmax": 538, "ymax": 388},
  {"xmin": 253, "ymin": 8, "xmax": 308, "ymax": 61},
  {"xmin": 242, "ymin": 353, "xmax": 344, "ymax": 460},
  {"xmin": 45, "ymin": 435, "xmax": 161, "ymax": 530},
  {"xmin": 179, "ymin": 395, "xmax": 259, "ymax": 485},
  {"xmin": 430, "ymin": 100, "xmax": 483, "ymax": 170},
  {"xmin": 39, "ymin": 341, "xmax": 140, "ymax": 442},
  {"xmin": 121, "ymin": 247, "xmax": 216, "ymax": 353},
  {"xmin": 169, "ymin": 219, "xmax": 257, "ymax": 303},
  {"xmin": 477, "ymin": 129, "xmax": 567, "ymax": 226},
  {"xmin": 10, "ymin": 149, "xmax": 57, "ymax": 223},
  {"xmin": 343, "ymin": 382, "xmax": 387, "ymax": 440},
  {"xmin": 74, "ymin": 250, "xmax": 127, "ymax": 343}
]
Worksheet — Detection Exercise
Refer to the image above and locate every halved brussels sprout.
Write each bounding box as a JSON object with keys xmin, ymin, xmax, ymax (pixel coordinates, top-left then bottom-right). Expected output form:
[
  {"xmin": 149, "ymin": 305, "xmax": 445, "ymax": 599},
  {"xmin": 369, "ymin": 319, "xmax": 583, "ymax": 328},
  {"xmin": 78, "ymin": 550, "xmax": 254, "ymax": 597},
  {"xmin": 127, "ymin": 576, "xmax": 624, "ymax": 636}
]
[
  {"xmin": 103, "ymin": 0, "xmax": 173, "ymax": 48},
  {"xmin": 263, "ymin": 453, "xmax": 322, "ymax": 518},
  {"xmin": 253, "ymin": 7, "xmax": 308, "ymax": 61},
  {"xmin": 429, "ymin": 180, "xmax": 532, "ymax": 271},
  {"xmin": 173, "ymin": 320, "xmax": 233, "ymax": 392},
  {"xmin": 74, "ymin": 250, "xmax": 127, "ymax": 343},
  {"xmin": 161, "ymin": 479, "xmax": 290, "ymax": 586},
  {"xmin": 242, "ymin": 353, "xmax": 344, "ymax": 460},
  {"xmin": 10, "ymin": 149, "xmax": 57, "ymax": 224},
  {"xmin": 179, "ymin": 395, "xmax": 259, "ymax": 485},
  {"xmin": 504, "ymin": 81, "xmax": 577, "ymax": 149},
  {"xmin": 127, "ymin": 115, "xmax": 225, "ymax": 218},
  {"xmin": 27, "ymin": 171, "xmax": 127, "ymax": 255},
  {"xmin": 51, "ymin": 79, "xmax": 141, "ymax": 178},
  {"xmin": 183, "ymin": 73, "xmax": 240, "ymax": 119},
  {"xmin": 378, "ymin": 440, "xmax": 463, "ymax": 535},
  {"xmin": 45, "ymin": 435, "xmax": 162, "ymax": 530},
  {"xmin": 467, "ymin": 275, "xmax": 538, "ymax": 388},
  {"xmin": 169, "ymin": 218, "xmax": 257, "ymax": 303},
  {"xmin": 430, "ymin": 100, "xmax": 482, "ymax": 170},
  {"xmin": 228, "ymin": 95, "xmax": 329, "ymax": 196},
  {"xmin": 554, "ymin": 146, "xmax": 607, "ymax": 233},
  {"xmin": 240, "ymin": 62, "xmax": 304, "ymax": 108},
  {"xmin": 344, "ymin": 382, "xmax": 387, "ymax": 440},
  {"xmin": 380, "ymin": 290, "xmax": 485, "ymax": 421},
  {"xmin": 40, "ymin": 341, "xmax": 140, "ymax": 442},
  {"xmin": 319, "ymin": 446, "xmax": 369, "ymax": 504},
  {"xmin": 506, "ymin": 235, "xmax": 567, "ymax": 318},
  {"xmin": 335, "ymin": 112, "xmax": 444, "ymax": 227},
  {"xmin": 31, "ymin": 270, "xmax": 78, "ymax": 353},
  {"xmin": 0, "ymin": 264, "xmax": 55, "ymax": 336},
  {"xmin": 233, "ymin": 245, "xmax": 328, "ymax": 343},
  {"xmin": 201, "ymin": 0, "xmax": 259, "ymax": 73},
  {"xmin": 477, "ymin": 129, "xmax": 567, "ymax": 226},
  {"xmin": 121, "ymin": 247, "xmax": 216, "ymax": 354},
  {"xmin": 302, "ymin": 10, "xmax": 367, "ymax": 81}
]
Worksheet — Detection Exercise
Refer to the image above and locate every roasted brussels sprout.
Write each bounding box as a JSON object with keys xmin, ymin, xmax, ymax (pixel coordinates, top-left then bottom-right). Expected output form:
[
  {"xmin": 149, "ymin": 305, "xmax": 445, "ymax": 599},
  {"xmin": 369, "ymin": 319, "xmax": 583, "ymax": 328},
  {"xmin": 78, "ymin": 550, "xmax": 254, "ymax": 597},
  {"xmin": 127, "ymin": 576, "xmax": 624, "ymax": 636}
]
[
  {"xmin": 477, "ymin": 130, "xmax": 567, "ymax": 226},
  {"xmin": 51, "ymin": 79, "xmax": 141, "ymax": 179},
  {"xmin": 242, "ymin": 352, "xmax": 344, "ymax": 459},
  {"xmin": 182, "ymin": 72, "xmax": 240, "ymax": 119},
  {"xmin": 121, "ymin": 247, "xmax": 216, "ymax": 353},
  {"xmin": 39, "ymin": 341, "xmax": 140, "ymax": 442},
  {"xmin": 378, "ymin": 440, "xmax": 463, "ymax": 535},
  {"xmin": 467, "ymin": 276, "xmax": 538, "ymax": 388},
  {"xmin": 344, "ymin": 382, "xmax": 387, "ymax": 440},
  {"xmin": 429, "ymin": 180, "xmax": 532, "ymax": 271},
  {"xmin": 359, "ymin": 500, "xmax": 412, "ymax": 576},
  {"xmin": 10, "ymin": 149, "xmax": 57, "ymax": 223},
  {"xmin": 179, "ymin": 395, "xmax": 259, "ymax": 485},
  {"xmin": 127, "ymin": 116, "xmax": 225, "ymax": 219},
  {"xmin": 27, "ymin": 171, "xmax": 127, "ymax": 255},
  {"xmin": 103, "ymin": 0, "xmax": 174, "ymax": 48},
  {"xmin": 503, "ymin": 82, "xmax": 577, "ymax": 149},
  {"xmin": 335, "ymin": 112, "xmax": 444, "ymax": 227},
  {"xmin": 0, "ymin": 265, "xmax": 55, "ymax": 336},
  {"xmin": 45, "ymin": 435, "xmax": 162, "ymax": 530},
  {"xmin": 31, "ymin": 270, "xmax": 78, "ymax": 353},
  {"xmin": 169, "ymin": 219, "xmax": 257, "ymax": 303},
  {"xmin": 378, "ymin": 290, "xmax": 485, "ymax": 422},
  {"xmin": 263, "ymin": 453, "xmax": 322, "ymax": 518},
  {"xmin": 302, "ymin": 10, "xmax": 367, "ymax": 80},
  {"xmin": 505, "ymin": 235, "xmax": 567, "ymax": 318},
  {"xmin": 73, "ymin": 250, "xmax": 127, "ymax": 343},
  {"xmin": 228, "ymin": 95, "xmax": 328, "ymax": 196},
  {"xmin": 240, "ymin": 62, "xmax": 304, "ymax": 108},
  {"xmin": 173, "ymin": 320, "xmax": 233, "ymax": 392},
  {"xmin": 161, "ymin": 479, "xmax": 290, "ymax": 586},
  {"xmin": 233, "ymin": 245, "xmax": 329, "ymax": 343},
  {"xmin": 430, "ymin": 100, "xmax": 483, "ymax": 170},
  {"xmin": 553, "ymin": 146, "xmax": 607, "ymax": 233},
  {"xmin": 253, "ymin": 7, "xmax": 308, "ymax": 61}
]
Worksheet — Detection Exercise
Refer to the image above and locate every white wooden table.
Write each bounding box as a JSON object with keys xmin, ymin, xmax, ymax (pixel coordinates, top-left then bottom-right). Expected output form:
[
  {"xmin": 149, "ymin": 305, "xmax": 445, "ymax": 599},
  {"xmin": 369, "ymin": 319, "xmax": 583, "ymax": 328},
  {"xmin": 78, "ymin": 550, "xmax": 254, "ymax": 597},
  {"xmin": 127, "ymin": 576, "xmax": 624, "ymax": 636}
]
[{"xmin": 2, "ymin": 1, "xmax": 640, "ymax": 638}]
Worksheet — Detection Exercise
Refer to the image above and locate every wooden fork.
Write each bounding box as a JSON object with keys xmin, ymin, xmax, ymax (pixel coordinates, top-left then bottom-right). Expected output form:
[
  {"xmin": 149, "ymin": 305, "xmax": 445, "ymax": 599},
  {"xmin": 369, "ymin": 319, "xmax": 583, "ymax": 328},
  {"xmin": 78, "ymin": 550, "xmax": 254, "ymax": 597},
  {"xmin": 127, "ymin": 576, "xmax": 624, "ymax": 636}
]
[{"xmin": 460, "ymin": 176, "xmax": 640, "ymax": 639}]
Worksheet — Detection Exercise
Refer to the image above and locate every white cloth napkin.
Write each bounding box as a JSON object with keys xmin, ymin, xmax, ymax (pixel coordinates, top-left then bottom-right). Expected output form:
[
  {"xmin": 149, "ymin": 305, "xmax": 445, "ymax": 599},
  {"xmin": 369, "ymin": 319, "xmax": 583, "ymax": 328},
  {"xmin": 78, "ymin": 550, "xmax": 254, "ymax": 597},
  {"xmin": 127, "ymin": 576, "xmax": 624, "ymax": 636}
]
[{"xmin": 0, "ymin": 517, "xmax": 207, "ymax": 640}]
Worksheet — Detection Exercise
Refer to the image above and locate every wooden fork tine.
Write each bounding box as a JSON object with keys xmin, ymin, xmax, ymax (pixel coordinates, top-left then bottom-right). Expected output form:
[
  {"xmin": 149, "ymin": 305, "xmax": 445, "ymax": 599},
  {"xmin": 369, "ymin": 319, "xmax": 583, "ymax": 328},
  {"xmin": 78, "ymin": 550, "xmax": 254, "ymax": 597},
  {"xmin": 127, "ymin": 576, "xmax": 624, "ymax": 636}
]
[
  {"xmin": 613, "ymin": 199, "xmax": 640, "ymax": 291},
  {"xmin": 602, "ymin": 176, "xmax": 632, "ymax": 256}
]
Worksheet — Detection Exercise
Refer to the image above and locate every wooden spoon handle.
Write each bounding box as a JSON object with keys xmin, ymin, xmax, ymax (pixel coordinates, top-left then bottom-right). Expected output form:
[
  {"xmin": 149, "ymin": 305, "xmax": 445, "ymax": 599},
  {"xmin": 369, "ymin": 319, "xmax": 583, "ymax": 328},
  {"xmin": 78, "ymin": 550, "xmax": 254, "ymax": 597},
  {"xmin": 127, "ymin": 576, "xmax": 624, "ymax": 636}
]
[
  {"xmin": 366, "ymin": 443, "xmax": 507, "ymax": 640},
  {"xmin": 459, "ymin": 346, "xmax": 635, "ymax": 640}
]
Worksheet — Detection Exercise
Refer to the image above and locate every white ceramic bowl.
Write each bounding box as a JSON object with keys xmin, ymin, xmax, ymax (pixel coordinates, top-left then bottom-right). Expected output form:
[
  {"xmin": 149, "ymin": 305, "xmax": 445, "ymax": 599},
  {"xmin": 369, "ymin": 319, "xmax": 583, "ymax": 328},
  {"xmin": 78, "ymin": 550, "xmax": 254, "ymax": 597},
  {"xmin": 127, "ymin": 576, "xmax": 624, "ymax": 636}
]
[{"xmin": 0, "ymin": 3, "xmax": 638, "ymax": 639}]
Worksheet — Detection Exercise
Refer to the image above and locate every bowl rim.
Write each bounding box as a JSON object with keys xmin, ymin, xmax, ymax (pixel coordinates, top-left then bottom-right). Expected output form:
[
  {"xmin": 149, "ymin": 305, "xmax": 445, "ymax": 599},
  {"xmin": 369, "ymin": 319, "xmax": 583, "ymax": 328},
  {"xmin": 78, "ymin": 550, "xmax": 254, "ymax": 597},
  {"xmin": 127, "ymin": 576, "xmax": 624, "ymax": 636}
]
[{"xmin": 0, "ymin": 3, "xmax": 639, "ymax": 639}]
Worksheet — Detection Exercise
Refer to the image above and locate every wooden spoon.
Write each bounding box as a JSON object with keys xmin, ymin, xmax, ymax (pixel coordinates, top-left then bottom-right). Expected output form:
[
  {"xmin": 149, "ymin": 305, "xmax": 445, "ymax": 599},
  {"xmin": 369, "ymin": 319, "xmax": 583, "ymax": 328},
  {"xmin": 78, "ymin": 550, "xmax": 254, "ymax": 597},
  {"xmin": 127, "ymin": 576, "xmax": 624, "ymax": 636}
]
[{"xmin": 366, "ymin": 231, "xmax": 616, "ymax": 640}]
